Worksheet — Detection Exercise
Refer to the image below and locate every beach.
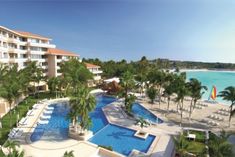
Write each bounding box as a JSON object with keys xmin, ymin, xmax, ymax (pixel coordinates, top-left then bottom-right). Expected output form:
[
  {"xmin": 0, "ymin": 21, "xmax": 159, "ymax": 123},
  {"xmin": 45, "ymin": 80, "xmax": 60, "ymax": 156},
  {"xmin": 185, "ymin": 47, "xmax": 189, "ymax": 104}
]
[{"xmin": 138, "ymin": 96, "xmax": 235, "ymax": 133}]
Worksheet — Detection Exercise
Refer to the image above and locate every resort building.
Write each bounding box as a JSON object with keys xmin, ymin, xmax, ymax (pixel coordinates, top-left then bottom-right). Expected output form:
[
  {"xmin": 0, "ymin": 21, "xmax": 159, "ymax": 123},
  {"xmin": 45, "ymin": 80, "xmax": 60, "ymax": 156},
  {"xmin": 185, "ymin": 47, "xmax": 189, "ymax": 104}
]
[
  {"xmin": 0, "ymin": 26, "xmax": 79, "ymax": 78},
  {"xmin": 0, "ymin": 26, "xmax": 104, "ymax": 116},
  {"xmin": 84, "ymin": 62, "xmax": 103, "ymax": 86}
]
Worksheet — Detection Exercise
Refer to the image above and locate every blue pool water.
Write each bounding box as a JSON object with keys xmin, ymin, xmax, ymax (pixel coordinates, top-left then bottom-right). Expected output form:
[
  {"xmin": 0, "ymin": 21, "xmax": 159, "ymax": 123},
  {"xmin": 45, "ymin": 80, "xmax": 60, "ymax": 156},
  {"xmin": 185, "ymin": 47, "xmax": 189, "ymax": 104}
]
[
  {"xmin": 89, "ymin": 124, "xmax": 155, "ymax": 156},
  {"xmin": 186, "ymin": 71, "xmax": 235, "ymax": 104},
  {"xmin": 30, "ymin": 95, "xmax": 156, "ymax": 156},
  {"xmin": 132, "ymin": 103, "xmax": 163, "ymax": 124},
  {"xmin": 30, "ymin": 103, "xmax": 70, "ymax": 142}
]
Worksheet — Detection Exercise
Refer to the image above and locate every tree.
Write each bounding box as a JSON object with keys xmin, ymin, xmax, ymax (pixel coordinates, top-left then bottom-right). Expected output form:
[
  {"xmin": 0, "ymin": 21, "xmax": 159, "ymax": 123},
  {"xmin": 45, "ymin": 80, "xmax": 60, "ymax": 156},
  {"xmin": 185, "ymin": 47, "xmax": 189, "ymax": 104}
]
[
  {"xmin": 163, "ymin": 83, "xmax": 174, "ymax": 113},
  {"xmin": 120, "ymin": 71, "xmax": 135, "ymax": 107},
  {"xmin": 218, "ymin": 86, "xmax": 235, "ymax": 127},
  {"xmin": 124, "ymin": 94, "xmax": 136, "ymax": 114},
  {"xmin": 3, "ymin": 140, "xmax": 24, "ymax": 157},
  {"xmin": 135, "ymin": 117, "xmax": 150, "ymax": 130},
  {"xmin": 0, "ymin": 65, "xmax": 21, "ymax": 127},
  {"xmin": 173, "ymin": 134, "xmax": 189, "ymax": 157},
  {"xmin": 60, "ymin": 58, "xmax": 93, "ymax": 95},
  {"xmin": 24, "ymin": 61, "xmax": 44, "ymax": 97},
  {"xmin": 63, "ymin": 150, "xmax": 75, "ymax": 157},
  {"xmin": 208, "ymin": 131, "xmax": 234, "ymax": 157},
  {"xmin": 48, "ymin": 77, "xmax": 60, "ymax": 98},
  {"xmin": 146, "ymin": 86, "xmax": 158, "ymax": 104},
  {"xmin": 147, "ymin": 69, "xmax": 166, "ymax": 108},
  {"xmin": 187, "ymin": 78, "xmax": 207, "ymax": 124},
  {"xmin": 175, "ymin": 83, "xmax": 188, "ymax": 127},
  {"xmin": 69, "ymin": 86, "xmax": 96, "ymax": 135}
]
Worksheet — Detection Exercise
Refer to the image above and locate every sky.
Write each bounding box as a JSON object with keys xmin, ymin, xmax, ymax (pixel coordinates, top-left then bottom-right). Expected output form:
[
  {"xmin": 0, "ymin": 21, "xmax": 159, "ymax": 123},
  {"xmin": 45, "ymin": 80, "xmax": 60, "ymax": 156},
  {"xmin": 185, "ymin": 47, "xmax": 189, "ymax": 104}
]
[{"xmin": 1, "ymin": 0, "xmax": 235, "ymax": 63}]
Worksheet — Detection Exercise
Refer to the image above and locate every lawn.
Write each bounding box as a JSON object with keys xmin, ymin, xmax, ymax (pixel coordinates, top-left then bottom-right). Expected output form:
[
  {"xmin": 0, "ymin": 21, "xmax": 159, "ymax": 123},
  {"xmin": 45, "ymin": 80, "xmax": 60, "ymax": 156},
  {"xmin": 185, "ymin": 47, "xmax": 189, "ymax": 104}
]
[{"xmin": 183, "ymin": 130, "xmax": 207, "ymax": 156}]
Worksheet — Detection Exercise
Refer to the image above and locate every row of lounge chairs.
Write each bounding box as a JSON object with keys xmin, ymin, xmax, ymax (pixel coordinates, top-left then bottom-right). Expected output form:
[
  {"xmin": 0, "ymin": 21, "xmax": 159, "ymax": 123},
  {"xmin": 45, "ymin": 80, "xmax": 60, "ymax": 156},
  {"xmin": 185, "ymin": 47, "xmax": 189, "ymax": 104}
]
[
  {"xmin": 208, "ymin": 114, "xmax": 224, "ymax": 121},
  {"xmin": 37, "ymin": 105, "xmax": 54, "ymax": 125},
  {"xmin": 202, "ymin": 119, "xmax": 220, "ymax": 126},
  {"xmin": 8, "ymin": 128, "xmax": 24, "ymax": 139},
  {"xmin": 220, "ymin": 108, "xmax": 230, "ymax": 112},
  {"xmin": 216, "ymin": 110, "xmax": 229, "ymax": 116},
  {"xmin": 197, "ymin": 103, "xmax": 208, "ymax": 107}
]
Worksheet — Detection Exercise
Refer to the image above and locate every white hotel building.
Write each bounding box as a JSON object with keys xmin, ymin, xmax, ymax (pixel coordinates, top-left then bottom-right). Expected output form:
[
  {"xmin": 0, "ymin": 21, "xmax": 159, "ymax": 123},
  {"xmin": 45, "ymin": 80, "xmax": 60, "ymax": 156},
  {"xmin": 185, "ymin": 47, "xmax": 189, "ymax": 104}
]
[
  {"xmin": 0, "ymin": 25, "xmax": 102, "ymax": 79},
  {"xmin": 0, "ymin": 26, "xmax": 102, "ymax": 115}
]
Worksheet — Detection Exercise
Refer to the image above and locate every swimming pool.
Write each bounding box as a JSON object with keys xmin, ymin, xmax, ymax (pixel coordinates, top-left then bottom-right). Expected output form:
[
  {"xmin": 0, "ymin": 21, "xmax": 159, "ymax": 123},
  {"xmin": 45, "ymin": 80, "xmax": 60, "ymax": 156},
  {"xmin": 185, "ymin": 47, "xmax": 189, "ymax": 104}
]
[
  {"xmin": 30, "ymin": 103, "xmax": 70, "ymax": 142},
  {"xmin": 30, "ymin": 95, "xmax": 156, "ymax": 156},
  {"xmin": 132, "ymin": 103, "xmax": 163, "ymax": 124},
  {"xmin": 89, "ymin": 124, "xmax": 155, "ymax": 156}
]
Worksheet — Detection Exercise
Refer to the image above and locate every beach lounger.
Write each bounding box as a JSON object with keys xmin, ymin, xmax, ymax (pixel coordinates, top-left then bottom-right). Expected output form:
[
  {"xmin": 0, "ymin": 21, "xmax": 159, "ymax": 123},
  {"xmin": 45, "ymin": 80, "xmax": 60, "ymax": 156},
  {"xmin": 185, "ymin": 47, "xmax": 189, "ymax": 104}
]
[
  {"xmin": 18, "ymin": 117, "xmax": 28, "ymax": 125},
  {"xmin": 43, "ymin": 110, "xmax": 53, "ymax": 114},
  {"xmin": 8, "ymin": 128, "xmax": 23, "ymax": 139},
  {"xmin": 38, "ymin": 119, "xmax": 49, "ymax": 125},
  {"xmin": 40, "ymin": 114, "xmax": 51, "ymax": 119},
  {"xmin": 26, "ymin": 110, "xmax": 34, "ymax": 116}
]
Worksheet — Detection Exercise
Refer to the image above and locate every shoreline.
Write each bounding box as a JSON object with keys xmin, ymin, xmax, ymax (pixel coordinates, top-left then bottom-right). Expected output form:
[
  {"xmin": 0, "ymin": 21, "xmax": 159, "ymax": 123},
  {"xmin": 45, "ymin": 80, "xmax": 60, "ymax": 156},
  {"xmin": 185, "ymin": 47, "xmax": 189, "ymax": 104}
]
[{"xmin": 180, "ymin": 68, "xmax": 235, "ymax": 73}]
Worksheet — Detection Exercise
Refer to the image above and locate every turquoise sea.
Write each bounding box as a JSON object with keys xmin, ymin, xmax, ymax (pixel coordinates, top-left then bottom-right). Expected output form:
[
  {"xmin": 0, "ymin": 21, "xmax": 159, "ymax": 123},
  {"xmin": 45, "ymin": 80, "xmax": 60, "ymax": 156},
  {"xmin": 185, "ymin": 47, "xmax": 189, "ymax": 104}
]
[{"xmin": 186, "ymin": 71, "xmax": 235, "ymax": 105}]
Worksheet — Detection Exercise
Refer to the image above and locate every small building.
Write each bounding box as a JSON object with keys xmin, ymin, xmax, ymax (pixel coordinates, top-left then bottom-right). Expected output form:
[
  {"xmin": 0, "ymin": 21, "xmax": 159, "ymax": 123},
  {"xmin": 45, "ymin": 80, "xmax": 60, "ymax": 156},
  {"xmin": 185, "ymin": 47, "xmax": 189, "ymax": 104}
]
[{"xmin": 85, "ymin": 63, "xmax": 103, "ymax": 86}]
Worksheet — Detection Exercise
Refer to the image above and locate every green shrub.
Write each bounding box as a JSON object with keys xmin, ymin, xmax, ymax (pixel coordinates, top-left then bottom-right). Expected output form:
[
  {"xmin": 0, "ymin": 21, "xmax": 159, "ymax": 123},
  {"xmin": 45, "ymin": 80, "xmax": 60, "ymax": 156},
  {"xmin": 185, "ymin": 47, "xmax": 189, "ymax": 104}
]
[{"xmin": 98, "ymin": 145, "xmax": 113, "ymax": 151}]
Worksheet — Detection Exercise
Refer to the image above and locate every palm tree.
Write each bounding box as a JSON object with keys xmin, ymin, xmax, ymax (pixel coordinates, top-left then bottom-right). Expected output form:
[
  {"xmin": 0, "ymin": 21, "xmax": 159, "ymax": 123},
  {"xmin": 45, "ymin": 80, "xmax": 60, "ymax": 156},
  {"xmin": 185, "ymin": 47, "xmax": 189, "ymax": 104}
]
[
  {"xmin": 3, "ymin": 140, "xmax": 24, "ymax": 157},
  {"xmin": 147, "ymin": 69, "xmax": 166, "ymax": 107},
  {"xmin": 125, "ymin": 94, "xmax": 136, "ymax": 114},
  {"xmin": 135, "ymin": 117, "xmax": 150, "ymax": 130},
  {"xmin": 176, "ymin": 84, "xmax": 188, "ymax": 127},
  {"xmin": 69, "ymin": 86, "xmax": 96, "ymax": 135},
  {"xmin": 60, "ymin": 59, "xmax": 93, "ymax": 95},
  {"xmin": 163, "ymin": 83, "xmax": 174, "ymax": 113},
  {"xmin": 218, "ymin": 86, "xmax": 235, "ymax": 127},
  {"xmin": 208, "ymin": 131, "xmax": 234, "ymax": 157},
  {"xmin": 48, "ymin": 77, "xmax": 60, "ymax": 98},
  {"xmin": 0, "ymin": 65, "xmax": 21, "ymax": 127},
  {"xmin": 146, "ymin": 86, "xmax": 158, "ymax": 104},
  {"xmin": 173, "ymin": 134, "xmax": 189, "ymax": 157},
  {"xmin": 120, "ymin": 71, "xmax": 135, "ymax": 106},
  {"xmin": 63, "ymin": 150, "xmax": 75, "ymax": 157},
  {"xmin": 187, "ymin": 78, "xmax": 207, "ymax": 124}
]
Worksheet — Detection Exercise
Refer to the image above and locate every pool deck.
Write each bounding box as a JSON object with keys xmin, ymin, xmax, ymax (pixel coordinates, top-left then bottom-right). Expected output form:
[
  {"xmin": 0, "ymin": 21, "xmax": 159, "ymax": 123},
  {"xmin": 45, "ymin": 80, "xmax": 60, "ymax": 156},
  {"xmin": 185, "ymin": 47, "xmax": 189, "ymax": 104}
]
[
  {"xmin": 102, "ymin": 101, "xmax": 179, "ymax": 157},
  {"xmin": 4, "ymin": 97, "xmax": 178, "ymax": 157}
]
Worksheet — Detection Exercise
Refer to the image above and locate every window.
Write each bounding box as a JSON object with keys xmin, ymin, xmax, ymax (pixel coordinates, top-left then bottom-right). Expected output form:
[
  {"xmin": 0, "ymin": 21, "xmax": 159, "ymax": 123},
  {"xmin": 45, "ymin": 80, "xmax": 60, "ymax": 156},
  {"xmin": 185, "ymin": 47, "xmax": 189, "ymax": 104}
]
[
  {"xmin": 19, "ymin": 46, "xmax": 27, "ymax": 50},
  {"xmin": 31, "ymin": 54, "xmax": 42, "ymax": 59}
]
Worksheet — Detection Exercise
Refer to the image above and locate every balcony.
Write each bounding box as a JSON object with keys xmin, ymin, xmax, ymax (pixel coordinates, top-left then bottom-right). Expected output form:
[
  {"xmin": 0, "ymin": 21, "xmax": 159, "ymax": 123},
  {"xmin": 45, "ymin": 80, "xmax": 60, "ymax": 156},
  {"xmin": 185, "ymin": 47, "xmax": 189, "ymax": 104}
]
[
  {"xmin": 93, "ymin": 75, "xmax": 101, "ymax": 81},
  {"xmin": 9, "ymin": 58, "xmax": 16, "ymax": 63},
  {"xmin": 30, "ymin": 50, "xmax": 47, "ymax": 55},
  {"xmin": 90, "ymin": 70, "xmax": 103, "ymax": 74},
  {"xmin": 7, "ymin": 38, "xmax": 19, "ymax": 44},
  {"xmin": 8, "ymin": 48, "xmax": 17, "ymax": 54},
  {"xmin": 28, "ymin": 42, "xmax": 56, "ymax": 48}
]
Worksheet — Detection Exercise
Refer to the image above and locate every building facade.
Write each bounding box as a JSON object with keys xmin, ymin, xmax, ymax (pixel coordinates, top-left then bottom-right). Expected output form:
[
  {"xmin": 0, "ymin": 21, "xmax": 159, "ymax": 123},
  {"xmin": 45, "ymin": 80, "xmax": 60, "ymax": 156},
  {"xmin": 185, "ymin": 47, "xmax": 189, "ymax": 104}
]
[{"xmin": 0, "ymin": 26, "xmax": 79, "ymax": 78}]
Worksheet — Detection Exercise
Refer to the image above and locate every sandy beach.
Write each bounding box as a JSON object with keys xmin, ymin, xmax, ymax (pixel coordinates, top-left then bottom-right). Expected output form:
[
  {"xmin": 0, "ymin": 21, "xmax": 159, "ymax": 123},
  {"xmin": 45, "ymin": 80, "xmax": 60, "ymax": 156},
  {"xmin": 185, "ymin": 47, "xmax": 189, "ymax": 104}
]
[{"xmin": 138, "ymin": 96, "xmax": 235, "ymax": 133}]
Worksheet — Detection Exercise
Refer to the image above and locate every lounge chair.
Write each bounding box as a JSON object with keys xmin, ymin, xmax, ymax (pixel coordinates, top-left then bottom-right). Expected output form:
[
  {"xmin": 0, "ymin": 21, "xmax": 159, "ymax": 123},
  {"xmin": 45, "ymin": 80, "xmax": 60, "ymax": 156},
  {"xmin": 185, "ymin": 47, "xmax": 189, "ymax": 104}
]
[
  {"xmin": 43, "ymin": 110, "xmax": 53, "ymax": 114},
  {"xmin": 37, "ymin": 119, "xmax": 49, "ymax": 125},
  {"xmin": 40, "ymin": 114, "xmax": 51, "ymax": 119},
  {"xmin": 18, "ymin": 117, "xmax": 28, "ymax": 126}
]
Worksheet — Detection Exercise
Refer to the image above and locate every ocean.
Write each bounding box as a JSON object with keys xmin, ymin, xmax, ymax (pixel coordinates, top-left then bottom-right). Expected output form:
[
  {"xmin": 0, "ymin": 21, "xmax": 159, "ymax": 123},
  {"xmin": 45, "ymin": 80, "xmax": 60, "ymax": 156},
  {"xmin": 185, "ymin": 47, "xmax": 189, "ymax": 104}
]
[{"xmin": 186, "ymin": 70, "xmax": 235, "ymax": 105}]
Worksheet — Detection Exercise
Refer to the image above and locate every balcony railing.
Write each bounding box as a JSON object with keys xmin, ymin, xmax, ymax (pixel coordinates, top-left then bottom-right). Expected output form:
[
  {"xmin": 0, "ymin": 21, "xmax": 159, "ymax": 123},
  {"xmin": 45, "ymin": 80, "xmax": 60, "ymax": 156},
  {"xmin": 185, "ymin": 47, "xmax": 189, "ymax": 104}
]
[{"xmin": 27, "ymin": 42, "xmax": 56, "ymax": 48}]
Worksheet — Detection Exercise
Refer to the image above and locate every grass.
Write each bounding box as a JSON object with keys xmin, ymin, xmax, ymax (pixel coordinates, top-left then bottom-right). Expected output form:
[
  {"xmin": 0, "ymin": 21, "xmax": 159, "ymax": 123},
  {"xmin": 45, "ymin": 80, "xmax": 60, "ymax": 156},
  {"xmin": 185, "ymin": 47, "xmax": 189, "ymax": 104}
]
[
  {"xmin": 187, "ymin": 141, "xmax": 206, "ymax": 155},
  {"xmin": 183, "ymin": 130, "xmax": 207, "ymax": 156},
  {"xmin": 0, "ymin": 92, "xmax": 56, "ymax": 145}
]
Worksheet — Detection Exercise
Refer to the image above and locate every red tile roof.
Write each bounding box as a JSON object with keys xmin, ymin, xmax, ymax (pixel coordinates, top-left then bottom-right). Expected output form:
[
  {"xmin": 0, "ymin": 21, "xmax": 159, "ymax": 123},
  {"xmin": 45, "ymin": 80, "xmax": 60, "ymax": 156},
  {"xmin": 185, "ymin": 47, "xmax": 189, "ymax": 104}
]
[
  {"xmin": 14, "ymin": 31, "xmax": 51, "ymax": 40},
  {"xmin": 84, "ymin": 62, "xmax": 100, "ymax": 68},
  {"xmin": 47, "ymin": 48, "xmax": 79, "ymax": 57}
]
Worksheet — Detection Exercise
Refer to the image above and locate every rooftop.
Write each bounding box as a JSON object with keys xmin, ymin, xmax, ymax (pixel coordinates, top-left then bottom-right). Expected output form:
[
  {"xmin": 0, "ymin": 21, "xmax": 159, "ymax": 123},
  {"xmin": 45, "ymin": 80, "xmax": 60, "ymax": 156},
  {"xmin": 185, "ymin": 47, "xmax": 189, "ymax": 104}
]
[
  {"xmin": 47, "ymin": 48, "xmax": 79, "ymax": 57},
  {"xmin": 14, "ymin": 30, "xmax": 51, "ymax": 40},
  {"xmin": 84, "ymin": 63, "xmax": 100, "ymax": 68}
]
